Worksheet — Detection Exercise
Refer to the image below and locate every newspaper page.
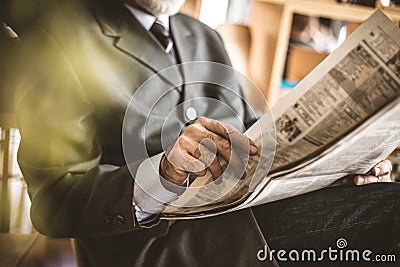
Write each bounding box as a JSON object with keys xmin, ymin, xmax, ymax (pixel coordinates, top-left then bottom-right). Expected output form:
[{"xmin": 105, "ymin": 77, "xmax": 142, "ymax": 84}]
[
  {"xmin": 239, "ymin": 96, "xmax": 400, "ymax": 209},
  {"xmin": 162, "ymin": 10, "xmax": 400, "ymax": 219}
]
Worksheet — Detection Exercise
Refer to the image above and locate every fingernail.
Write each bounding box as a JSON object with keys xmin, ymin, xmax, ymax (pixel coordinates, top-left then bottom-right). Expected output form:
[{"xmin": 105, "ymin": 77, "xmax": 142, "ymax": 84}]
[
  {"xmin": 375, "ymin": 167, "xmax": 381, "ymax": 176},
  {"xmin": 250, "ymin": 145, "xmax": 258, "ymax": 154},
  {"xmin": 357, "ymin": 177, "xmax": 364, "ymax": 184}
]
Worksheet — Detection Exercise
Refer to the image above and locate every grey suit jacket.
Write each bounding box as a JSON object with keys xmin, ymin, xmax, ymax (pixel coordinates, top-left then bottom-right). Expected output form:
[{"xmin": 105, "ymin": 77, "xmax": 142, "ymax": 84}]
[{"xmin": 16, "ymin": 0, "xmax": 275, "ymax": 266}]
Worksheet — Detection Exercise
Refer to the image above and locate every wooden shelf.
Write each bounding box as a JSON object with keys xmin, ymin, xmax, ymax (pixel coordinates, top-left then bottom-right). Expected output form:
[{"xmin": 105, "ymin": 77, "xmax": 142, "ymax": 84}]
[
  {"xmin": 258, "ymin": 0, "xmax": 400, "ymax": 22},
  {"xmin": 251, "ymin": 0, "xmax": 400, "ymax": 106}
]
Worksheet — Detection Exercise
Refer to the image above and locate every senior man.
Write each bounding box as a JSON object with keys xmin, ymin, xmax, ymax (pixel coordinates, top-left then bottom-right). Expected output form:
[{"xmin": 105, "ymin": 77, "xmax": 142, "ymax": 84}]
[{"xmin": 14, "ymin": 0, "xmax": 399, "ymax": 266}]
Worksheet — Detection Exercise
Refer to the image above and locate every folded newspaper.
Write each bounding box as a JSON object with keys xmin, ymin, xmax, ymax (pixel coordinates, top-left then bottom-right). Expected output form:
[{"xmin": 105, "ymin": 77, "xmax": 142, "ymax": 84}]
[{"xmin": 162, "ymin": 10, "xmax": 400, "ymax": 219}]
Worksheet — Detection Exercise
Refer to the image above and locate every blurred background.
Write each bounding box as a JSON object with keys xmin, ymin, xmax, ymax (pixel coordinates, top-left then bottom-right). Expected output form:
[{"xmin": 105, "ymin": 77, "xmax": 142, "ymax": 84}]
[{"xmin": 1, "ymin": 0, "xmax": 400, "ymax": 266}]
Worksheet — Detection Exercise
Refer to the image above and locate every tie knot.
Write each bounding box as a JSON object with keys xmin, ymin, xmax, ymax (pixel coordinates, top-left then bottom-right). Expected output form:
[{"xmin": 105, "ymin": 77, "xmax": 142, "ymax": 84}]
[
  {"xmin": 152, "ymin": 19, "xmax": 168, "ymax": 35},
  {"xmin": 150, "ymin": 19, "xmax": 173, "ymax": 53}
]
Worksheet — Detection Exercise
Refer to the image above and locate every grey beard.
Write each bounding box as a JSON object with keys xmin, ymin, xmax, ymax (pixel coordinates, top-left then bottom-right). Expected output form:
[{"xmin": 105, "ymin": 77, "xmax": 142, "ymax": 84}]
[{"xmin": 134, "ymin": 0, "xmax": 186, "ymax": 16}]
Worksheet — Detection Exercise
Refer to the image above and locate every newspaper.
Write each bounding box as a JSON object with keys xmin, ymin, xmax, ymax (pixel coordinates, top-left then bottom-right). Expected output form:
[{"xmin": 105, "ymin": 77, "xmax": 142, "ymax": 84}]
[{"xmin": 162, "ymin": 10, "xmax": 400, "ymax": 219}]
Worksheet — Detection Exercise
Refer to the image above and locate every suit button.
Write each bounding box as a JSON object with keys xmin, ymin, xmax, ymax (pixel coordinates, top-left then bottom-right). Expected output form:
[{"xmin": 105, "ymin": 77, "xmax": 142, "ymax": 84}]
[
  {"xmin": 185, "ymin": 107, "xmax": 197, "ymax": 120},
  {"xmin": 116, "ymin": 214, "xmax": 125, "ymax": 224}
]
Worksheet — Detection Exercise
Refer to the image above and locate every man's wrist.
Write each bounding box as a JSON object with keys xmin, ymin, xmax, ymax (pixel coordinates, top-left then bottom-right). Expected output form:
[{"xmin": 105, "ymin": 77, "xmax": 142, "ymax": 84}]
[
  {"xmin": 159, "ymin": 154, "xmax": 188, "ymax": 195},
  {"xmin": 133, "ymin": 153, "xmax": 179, "ymax": 214},
  {"xmin": 159, "ymin": 154, "xmax": 189, "ymax": 186}
]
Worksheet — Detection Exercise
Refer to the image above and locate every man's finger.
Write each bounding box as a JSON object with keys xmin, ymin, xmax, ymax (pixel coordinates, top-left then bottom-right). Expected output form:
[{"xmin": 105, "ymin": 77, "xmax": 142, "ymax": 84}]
[
  {"xmin": 195, "ymin": 117, "xmax": 258, "ymax": 155},
  {"xmin": 192, "ymin": 169, "xmax": 208, "ymax": 177},
  {"xmin": 199, "ymin": 136, "xmax": 246, "ymax": 179},
  {"xmin": 183, "ymin": 123, "xmax": 233, "ymax": 161},
  {"xmin": 371, "ymin": 159, "xmax": 392, "ymax": 176},
  {"xmin": 354, "ymin": 174, "xmax": 391, "ymax": 185},
  {"xmin": 180, "ymin": 153, "xmax": 207, "ymax": 175},
  {"xmin": 205, "ymin": 155, "xmax": 224, "ymax": 181},
  {"xmin": 191, "ymin": 138, "xmax": 245, "ymax": 180},
  {"xmin": 183, "ymin": 123, "xmax": 248, "ymax": 179},
  {"xmin": 341, "ymin": 176, "xmax": 353, "ymax": 185},
  {"xmin": 167, "ymin": 139, "xmax": 207, "ymax": 174}
]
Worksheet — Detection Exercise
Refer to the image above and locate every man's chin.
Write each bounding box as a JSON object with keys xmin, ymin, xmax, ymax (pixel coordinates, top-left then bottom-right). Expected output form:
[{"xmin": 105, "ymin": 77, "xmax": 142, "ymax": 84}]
[{"xmin": 134, "ymin": 0, "xmax": 186, "ymax": 16}]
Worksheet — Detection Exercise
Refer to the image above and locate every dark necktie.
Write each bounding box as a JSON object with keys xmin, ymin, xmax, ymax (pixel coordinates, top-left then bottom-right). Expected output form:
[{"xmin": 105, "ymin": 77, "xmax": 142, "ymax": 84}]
[{"xmin": 150, "ymin": 19, "xmax": 173, "ymax": 54}]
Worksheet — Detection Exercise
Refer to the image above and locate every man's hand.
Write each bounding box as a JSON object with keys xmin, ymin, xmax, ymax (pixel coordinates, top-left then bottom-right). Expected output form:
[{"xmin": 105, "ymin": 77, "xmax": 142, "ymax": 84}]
[
  {"xmin": 343, "ymin": 159, "xmax": 393, "ymax": 186},
  {"xmin": 160, "ymin": 117, "xmax": 258, "ymax": 186}
]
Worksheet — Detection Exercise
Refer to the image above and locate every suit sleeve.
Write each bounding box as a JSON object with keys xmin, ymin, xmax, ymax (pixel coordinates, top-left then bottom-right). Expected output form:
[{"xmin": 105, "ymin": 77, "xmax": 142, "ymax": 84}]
[{"xmin": 16, "ymin": 27, "xmax": 170, "ymax": 239}]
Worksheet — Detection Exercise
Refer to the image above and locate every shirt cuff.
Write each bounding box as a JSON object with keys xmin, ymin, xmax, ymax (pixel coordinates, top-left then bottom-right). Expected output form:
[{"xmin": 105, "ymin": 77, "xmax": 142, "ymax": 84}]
[{"xmin": 133, "ymin": 153, "xmax": 182, "ymax": 224}]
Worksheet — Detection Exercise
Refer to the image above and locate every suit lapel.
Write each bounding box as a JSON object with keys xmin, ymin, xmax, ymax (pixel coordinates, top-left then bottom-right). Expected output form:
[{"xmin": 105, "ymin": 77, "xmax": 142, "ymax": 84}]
[
  {"xmin": 169, "ymin": 14, "xmax": 198, "ymax": 87},
  {"xmin": 170, "ymin": 15, "xmax": 196, "ymax": 64},
  {"xmin": 94, "ymin": 2, "xmax": 182, "ymax": 87}
]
